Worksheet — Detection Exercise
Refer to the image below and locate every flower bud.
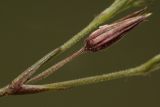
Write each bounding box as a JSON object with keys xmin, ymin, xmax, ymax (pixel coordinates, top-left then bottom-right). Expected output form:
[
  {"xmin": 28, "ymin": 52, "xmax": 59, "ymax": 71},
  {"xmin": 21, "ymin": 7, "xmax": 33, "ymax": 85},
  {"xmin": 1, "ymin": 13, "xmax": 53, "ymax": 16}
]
[{"xmin": 85, "ymin": 10, "xmax": 151, "ymax": 52}]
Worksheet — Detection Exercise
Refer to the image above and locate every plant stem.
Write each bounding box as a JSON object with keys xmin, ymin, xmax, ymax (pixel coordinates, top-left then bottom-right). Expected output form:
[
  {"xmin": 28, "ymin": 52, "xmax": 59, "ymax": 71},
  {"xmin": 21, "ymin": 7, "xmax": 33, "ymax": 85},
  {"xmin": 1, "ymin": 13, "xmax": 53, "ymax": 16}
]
[
  {"xmin": 24, "ymin": 54, "xmax": 160, "ymax": 93},
  {"xmin": 6, "ymin": 53, "xmax": 160, "ymax": 96},
  {"xmin": 0, "ymin": 54, "xmax": 160, "ymax": 96},
  {"xmin": 12, "ymin": 0, "xmax": 133, "ymax": 86},
  {"xmin": 28, "ymin": 48, "xmax": 85, "ymax": 83},
  {"xmin": 1, "ymin": 54, "xmax": 160, "ymax": 97}
]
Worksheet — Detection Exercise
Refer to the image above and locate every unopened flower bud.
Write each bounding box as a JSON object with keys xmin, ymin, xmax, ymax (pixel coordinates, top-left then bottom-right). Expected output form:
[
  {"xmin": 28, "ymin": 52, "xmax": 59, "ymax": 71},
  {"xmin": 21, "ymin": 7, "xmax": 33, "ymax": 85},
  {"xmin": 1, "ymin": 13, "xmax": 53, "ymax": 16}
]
[{"xmin": 85, "ymin": 10, "xmax": 151, "ymax": 52}]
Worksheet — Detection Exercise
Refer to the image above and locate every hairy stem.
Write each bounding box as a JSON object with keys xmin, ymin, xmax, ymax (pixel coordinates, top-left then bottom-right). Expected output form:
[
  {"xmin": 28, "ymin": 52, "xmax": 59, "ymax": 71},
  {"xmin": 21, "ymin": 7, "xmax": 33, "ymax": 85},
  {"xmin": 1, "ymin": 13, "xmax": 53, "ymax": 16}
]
[
  {"xmin": 1, "ymin": 54, "xmax": 160, "ymax": 97},
  {"xmin": 28, "ymin": 48, "xmax": 85, "ymax": 83},
  {"xmin": 25, "ymin": 54, "xmax": 160, "ymax": 93}
]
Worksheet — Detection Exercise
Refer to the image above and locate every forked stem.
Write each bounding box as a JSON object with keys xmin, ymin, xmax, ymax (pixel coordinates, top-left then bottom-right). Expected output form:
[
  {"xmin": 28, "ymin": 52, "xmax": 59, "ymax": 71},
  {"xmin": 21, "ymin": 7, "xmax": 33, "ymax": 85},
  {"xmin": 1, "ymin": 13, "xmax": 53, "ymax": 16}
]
[
  {"xmin": 1, "ymin": 54, "xmax": 160, "ymax": 97},
  {"xmin": 11, "ymin": 0, "xmax": 134, "ymax": 86},
  {"xmin": 0, "ymin": 0, "xmax": 152, "ymax": 97}
]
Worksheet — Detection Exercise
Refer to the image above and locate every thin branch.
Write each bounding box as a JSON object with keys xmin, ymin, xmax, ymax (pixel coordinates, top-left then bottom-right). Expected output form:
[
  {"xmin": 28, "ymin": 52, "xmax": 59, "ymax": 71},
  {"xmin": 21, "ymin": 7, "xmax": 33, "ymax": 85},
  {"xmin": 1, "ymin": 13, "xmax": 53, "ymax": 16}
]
[
  {"xmin": 30, "ymin": 54, "xmax": 160, "ymax": 92},
  {"xmin": 28, "ymin": 48, "xmax": 85, "ymax": 83},
  {"xmin": 11, "ymin": 0, "xmax": 136, "ymax": 86},
  {"xmin": 1, "ymin": 53, "xmax": 159, "ymax": 96}
]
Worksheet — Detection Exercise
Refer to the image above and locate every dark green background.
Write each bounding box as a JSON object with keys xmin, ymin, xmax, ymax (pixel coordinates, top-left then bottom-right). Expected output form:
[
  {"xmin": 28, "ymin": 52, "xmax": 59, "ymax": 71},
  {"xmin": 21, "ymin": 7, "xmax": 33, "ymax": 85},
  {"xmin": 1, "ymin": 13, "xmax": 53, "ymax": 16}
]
[{"xmin": 0, "ymin": 0, "xmax": 160, "ymax": 107}]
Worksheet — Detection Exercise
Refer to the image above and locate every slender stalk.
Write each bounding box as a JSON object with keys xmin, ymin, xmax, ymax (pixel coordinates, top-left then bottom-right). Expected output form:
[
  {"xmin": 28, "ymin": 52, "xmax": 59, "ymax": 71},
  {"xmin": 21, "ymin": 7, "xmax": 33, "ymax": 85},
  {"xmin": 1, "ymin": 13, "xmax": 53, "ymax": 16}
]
[
  {"xmin": 12, "ymin": 0, "xmax": 135, "ymax": 86},
  {"xmin": 1, "ymin": 53, "xmax": 159, "ymax": 97},
  {"xmin": 28, "ymin": 48, "xmax": 85, "ymax": 83},
  {"xmin": 24, "ymin": 54, "xmax": 160, "ymax": 93}
]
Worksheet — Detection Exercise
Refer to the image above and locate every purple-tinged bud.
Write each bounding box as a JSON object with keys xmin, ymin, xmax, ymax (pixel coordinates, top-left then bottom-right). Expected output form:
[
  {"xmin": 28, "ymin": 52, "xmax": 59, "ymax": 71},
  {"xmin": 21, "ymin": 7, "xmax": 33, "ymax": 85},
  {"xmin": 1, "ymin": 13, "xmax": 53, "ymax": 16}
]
[{"xmin": 85, "ymin": 11, "xmax": 151, "ymax": 52}]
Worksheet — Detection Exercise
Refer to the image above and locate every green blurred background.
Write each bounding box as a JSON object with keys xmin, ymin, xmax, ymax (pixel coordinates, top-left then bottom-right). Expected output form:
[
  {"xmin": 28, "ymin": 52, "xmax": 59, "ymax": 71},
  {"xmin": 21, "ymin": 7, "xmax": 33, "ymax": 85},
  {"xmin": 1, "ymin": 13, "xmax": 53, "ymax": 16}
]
[{"xmin": 0, "ymin": 0, "xmax": 160, "ymax": 107}]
